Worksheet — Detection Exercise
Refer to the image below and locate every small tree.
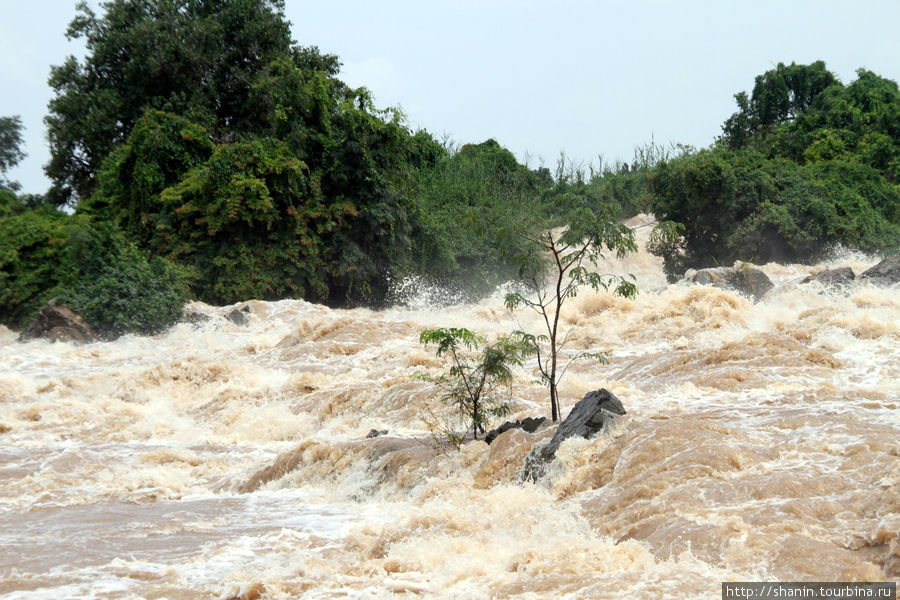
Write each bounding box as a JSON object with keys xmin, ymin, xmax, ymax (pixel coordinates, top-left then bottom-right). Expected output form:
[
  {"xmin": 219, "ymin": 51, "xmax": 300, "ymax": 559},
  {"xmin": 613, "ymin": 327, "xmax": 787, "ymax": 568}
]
[
  {"xmin": 505, "ymin": 204, "xmax": 678, "ymax": 422},
  {"xmin": 58, "ymin": 222, "xmax": 191, "ymax": 339},
  {"xmin": 418, "ymin": 327, "xmax": 533, "ymax": 445}
]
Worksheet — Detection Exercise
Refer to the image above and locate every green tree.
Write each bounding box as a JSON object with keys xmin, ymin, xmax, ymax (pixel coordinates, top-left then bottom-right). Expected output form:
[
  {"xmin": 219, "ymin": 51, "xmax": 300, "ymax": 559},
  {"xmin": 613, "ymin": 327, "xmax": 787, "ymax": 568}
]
[
  {"xmin": 718, "ymin": 63, "xmax": 900, "ymax": 178},
  {"xmin": 315, "ymin": 96, "xmax": 439, "ymax": 305},
  {"xmin": 504, "ymin": 204, "xmax": 678, "ymax": 422},
  {"xmin": 404, "ymin": 138, "xmax": 548, "ymax": 300},
  {"xmin": 57, "ymin": 222, "xmax": 190, "ymax": 338},
  {"xmin": 45, "ymin": 0, "xmax": 335, "ymax": 204},
  {"xmin": 0, "ymin": 205, "xmax": 77, "ymax": 327},
  {"xmin": 720, "ymin": 61, "xmax": 838, "ymax": 150},
  {"xmin": 82, "ymin": 103, "xmax": 436, "ymax": 306},
  {"xmin": 651, "ymin": 64, "xmax": 900, "ymax": 280},
  {"xmin": 156, "ymin": 135, "xmax": 346, "ymax": 304},
  {"xmin": 55, "ymin": 1, "xmax": 443, "ymax": 307},
  {"xmin": 0, "ymin": 116, "xmax": 26, "ymax": 191},
  {"xmin": 650, "ymin": 148, "xmax": 900, "ymax": 279},
  {"xmin": 81, "ymin": 109, "xmax": 214, "ymax": 250},
  {"xmin": 0, "ymin": 207, "xmax": 189, "ymax": 337},
  {"xmin": 418, "ymin": 327, "xmax": 534, "ymax": 445}
]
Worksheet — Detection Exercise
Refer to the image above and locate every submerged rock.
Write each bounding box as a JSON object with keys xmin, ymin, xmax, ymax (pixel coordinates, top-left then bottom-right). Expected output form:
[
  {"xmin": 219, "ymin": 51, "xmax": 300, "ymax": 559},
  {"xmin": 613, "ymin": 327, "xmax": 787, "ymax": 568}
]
[
  {"xmin": 860, "ymin": 255, "xmax": 900, "ymax": 285},
  {"xmin": 686, "ymin": 263, "xmax": 773, "ymax": 301},
  {"xmin": 18, "ymin": 300, "xmax": 98, "ymax": 344},
  {"xmin": 238, "ymin": 437, "xmax": 428, "ymax": 495},
  {"xmin": 182, "ymin": 307, "xmax": 212, "ymax": 326},
  {"xmin": 523, "ymin": 389, "xmax": 626, "ymax": 482},
  {"xmin": 801, "ymin": 267, "xmax": 856, "ymax": 287},
  {"xmin": 485, "ymin": 417, "xmax": 547, "ymax": 445},
  {"xmin": 226, "ymin": 305, "xmax": 252, "ymax": 326}
]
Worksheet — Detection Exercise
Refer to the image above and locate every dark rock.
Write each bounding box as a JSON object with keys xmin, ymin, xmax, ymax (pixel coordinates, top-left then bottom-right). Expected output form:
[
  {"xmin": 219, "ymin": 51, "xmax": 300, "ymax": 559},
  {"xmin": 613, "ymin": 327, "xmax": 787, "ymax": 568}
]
[
  {"xmin": 542, "ymin": 389, "xmax": 625, "ymax": 458},
  {"xmin": 689, "ymin": 266, "xmax": 731, "ymax": 287},
  {"xmin": 366, "ymin": 429, "xmax": 388, "ymax": 438},
  {"xmin": 860, "ymin": 255, "xmax": 900, "ymax": 285},
  {"xmin": 485, "ymin": 417, "xmax": 548, "ymax": 445},
  {"xmin": 183, "ymin": 308, "xmax": 211, "ymax": 325},
  {"xmin": 523, "ymin": 389, "xmax": 625, "ymax": 482},
  {"xmin": 686, "ymin": 263, "xmax": 773, "ymax": 301},
  {"xmin": 18, "ymin": 300, "xmax": 98, "ymax": 344},
  {"xmin": 800, "ymin": 267, "xmax": 856, "ymax": 287},
  {"xmin": 485, "ymin": 422, "xmax": 516, "ymax": 445},
  {"xmin": 226, "ymin": 305, "xmax": 252, "ymax": 326},
  {"xmin": 519, "ymin": 416, "xmax": 547, "ymax": 433}
]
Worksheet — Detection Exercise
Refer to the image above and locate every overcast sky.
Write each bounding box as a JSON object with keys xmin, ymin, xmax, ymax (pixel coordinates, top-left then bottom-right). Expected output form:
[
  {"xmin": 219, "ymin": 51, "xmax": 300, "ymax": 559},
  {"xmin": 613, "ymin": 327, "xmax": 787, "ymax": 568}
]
[{"xmin": 2, "ymin": 0, "xmax": 899, "ymax": 195}]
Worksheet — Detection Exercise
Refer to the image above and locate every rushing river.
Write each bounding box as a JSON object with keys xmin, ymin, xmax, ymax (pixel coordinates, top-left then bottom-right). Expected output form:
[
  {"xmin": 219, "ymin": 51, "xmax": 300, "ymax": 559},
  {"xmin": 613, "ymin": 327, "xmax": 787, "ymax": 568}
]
[{"xmin": 1, "ymin": 216, "xmax": 898, "ymax": 599}]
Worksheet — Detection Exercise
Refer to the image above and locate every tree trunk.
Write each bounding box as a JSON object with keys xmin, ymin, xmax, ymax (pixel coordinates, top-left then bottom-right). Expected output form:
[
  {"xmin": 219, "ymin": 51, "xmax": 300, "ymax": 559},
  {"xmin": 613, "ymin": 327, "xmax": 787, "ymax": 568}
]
[{"xmin": 550, "ymin": 382, "xmax": 559, "ymax": 422}]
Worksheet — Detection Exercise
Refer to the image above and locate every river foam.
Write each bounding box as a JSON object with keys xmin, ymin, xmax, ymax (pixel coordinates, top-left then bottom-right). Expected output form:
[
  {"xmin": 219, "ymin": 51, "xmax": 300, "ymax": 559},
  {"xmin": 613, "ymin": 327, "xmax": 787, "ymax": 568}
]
[{"xmin": 1, "ymin": 220, "xmax": 897, "ymax": 598}]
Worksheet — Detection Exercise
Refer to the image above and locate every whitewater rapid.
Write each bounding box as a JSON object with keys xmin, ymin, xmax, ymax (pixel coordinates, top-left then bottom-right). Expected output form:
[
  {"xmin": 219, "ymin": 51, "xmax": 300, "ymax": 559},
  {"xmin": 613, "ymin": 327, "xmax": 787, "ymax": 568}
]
[{"xmin": 1, "ymin": 217, "xmax": 898, "ymax": 598}]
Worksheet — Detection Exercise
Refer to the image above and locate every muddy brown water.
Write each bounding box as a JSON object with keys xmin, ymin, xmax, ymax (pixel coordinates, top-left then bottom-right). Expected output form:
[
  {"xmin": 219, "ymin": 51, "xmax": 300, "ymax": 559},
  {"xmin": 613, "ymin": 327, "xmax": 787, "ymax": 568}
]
[{"xmin": 2, "ymin": 218, "xmax": 898, "ymax": 598}]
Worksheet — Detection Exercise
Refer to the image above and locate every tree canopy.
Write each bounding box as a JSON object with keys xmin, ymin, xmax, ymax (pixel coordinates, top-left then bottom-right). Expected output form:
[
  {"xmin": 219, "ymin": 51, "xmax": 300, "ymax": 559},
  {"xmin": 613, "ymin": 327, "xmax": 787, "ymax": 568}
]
[
  {"xmin": 650, "ymin": 62, "xmax": 900, "ymax": 279},
  {"xmin": 12, "ymin": 0, "xmax": 557, "ymax": 322},
  {"xmin": 52, "ymin": 0, "xmax": 454, "ymax": 307},
  {"xmin": 0, "ymin": 116, "xmax": 26, "ymax": 191},
  {"xmin": 0, "ymin": 202, "xmax": 189, "ymax": 337},
  {"xmin": 45, "ymin": 0, "xmax": 338, "ymax": 205},
  {"xmin": 403, "ymin": 138, "xmax": 548, "ymax": 300},
  {"xmin": 719, "ymin": 61, "xmax": 839, "ymax": 148},
  {"xmin": 14, "ymin": 6, "xmax": 899, "ymax": 339}
]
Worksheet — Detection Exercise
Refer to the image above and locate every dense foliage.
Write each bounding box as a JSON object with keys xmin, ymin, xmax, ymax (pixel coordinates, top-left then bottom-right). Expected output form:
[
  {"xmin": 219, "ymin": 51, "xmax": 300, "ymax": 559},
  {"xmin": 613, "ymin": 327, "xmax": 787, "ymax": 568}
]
[
  {"xmin": 0, "ymin": 115, "xmax": 26, "ymax": 191},
  {"xmin": 5, "ymin": 0, "xmax": 555, "ymax": 329},
  {"xmin": 0, "ymin": 198, "xmax": 189, "ymax": 338},
  {"xmin": 649, "ymin": 62, "xmax": 900, "ymax": 279},
  {"xmin": 55, "ymin": 0, "xmax": 453, "ymax": 307},
  {"xmin": 418, "ymin": 327, "xmax": 533, "ymax": 444},
  {"xmin": 61, "ymin": 223, "xmax": 190, "ymax": 339},
  {"xmin": 45, "ymin": 0, "xmax": 315, "ymax": 204},
  {"xmin": 10, "ymin": 1, "xmax": 899, "ymax": 341},
  {"xmin": 0, "ymin": 204, "xmax": 76, "ymax": 328},
  {"xmin": 404, "ymin": 139, "xmax": 547, "ymax": 299}
]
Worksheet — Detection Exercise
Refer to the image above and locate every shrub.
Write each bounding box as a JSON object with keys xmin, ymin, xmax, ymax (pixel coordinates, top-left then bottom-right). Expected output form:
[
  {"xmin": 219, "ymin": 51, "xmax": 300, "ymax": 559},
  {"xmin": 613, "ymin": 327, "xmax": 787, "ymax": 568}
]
[
  {"xmin": 417, "ymin": 327, "xmax": 534, "ymax": 446},
  {"xmin": 650, "ymin": 149, "xmax": 900, "ymax": 279},
  {"xmin": 405, "ymin": 139, "xmax": 549, "ymax": 300},
  {"xmin": 0, "ymin": 204, "xmax": 76, "ymax": 328},
  {"xmin": 58, "ymin": 222, "xmax": 191, "ymax": 338},
  {"xmin": 0, "ymin": 207, "xmax": 190, "ymax": 338}
]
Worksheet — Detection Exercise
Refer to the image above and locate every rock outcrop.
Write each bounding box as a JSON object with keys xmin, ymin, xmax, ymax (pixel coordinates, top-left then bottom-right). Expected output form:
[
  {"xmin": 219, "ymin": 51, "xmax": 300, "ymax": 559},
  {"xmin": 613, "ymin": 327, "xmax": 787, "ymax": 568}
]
[
  {"xmin": 800, "ymin": 267, "xmax": 856, "ymax": 287},
  {"xmin": 522, "ymin": 389, "xmax": 625, "ymax": 482},
  {"xmin": 860, "ymin": 255, "xmax": 900, "ymax": 285},
  {"xmin": 226, "ymin": 305, "xmax": 252, "ymax": 326},
  {"xmin": 18, "ymin": 300, "xmax": 98, "ymax": 344},
  {"xmin": 685, "ymin": 263, "xmax": 773, "ymax": 301},
  {"xmin": 183, "ymin": 307, "xmax": 212, "ymax": 326},
  {"xmin": 485, "ymin": 417, "xmax": 547, "ymax": 445}
]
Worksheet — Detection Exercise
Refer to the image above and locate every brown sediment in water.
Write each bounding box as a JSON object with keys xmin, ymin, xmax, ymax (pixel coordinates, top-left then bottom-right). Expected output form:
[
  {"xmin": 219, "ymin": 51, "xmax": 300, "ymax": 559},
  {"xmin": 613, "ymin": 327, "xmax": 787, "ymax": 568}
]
[
  {"xmin": 1, "ymin": 230, "xmax": 898, "ymax": 597},
  {"xmin": 574, "ymin": 412, "xmax": 899, "ymax": 580}
]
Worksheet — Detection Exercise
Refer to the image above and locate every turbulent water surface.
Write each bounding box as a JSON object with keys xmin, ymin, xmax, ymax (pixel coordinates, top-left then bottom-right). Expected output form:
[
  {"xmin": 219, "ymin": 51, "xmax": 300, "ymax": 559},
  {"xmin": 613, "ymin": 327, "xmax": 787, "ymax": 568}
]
[{"xmin": 2, "ymin": 217, "xmax": 898, "ymax": 599}]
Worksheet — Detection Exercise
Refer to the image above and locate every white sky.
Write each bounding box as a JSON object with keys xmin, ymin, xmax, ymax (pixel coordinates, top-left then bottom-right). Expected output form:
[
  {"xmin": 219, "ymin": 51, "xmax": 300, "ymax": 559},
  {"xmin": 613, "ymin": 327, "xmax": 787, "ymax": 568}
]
[{"xmin": 2, "ymin": 0, "xmax": 899, "ymax": 195}]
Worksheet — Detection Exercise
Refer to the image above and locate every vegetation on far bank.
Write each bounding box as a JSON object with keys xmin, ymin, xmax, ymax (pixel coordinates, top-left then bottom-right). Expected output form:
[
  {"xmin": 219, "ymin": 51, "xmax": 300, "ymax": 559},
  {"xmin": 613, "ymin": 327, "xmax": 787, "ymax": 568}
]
[
  {"xmin": 650, "ymin": 61, "xmax": 900, "ymax": 279},
  {"xmin": 1, "ymin": 1, "xmax": 898, "ymax": 339}
]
